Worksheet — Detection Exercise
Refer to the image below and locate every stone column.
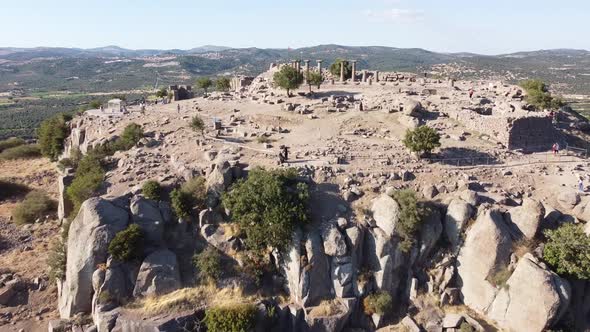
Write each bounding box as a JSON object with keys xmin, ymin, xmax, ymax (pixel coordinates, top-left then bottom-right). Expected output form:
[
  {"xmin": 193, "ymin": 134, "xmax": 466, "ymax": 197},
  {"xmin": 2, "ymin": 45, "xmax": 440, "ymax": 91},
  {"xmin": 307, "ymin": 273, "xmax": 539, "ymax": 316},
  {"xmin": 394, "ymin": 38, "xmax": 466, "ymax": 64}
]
[
  {"xmin": 317, "ymin": 60, "xmax": 323, "ymax": 74},
  {"xmin": 340, "ymin": 62, "xmax": 345, "ymax": 82},
  {"xmin": 351, "ymin": 60, "xmax": 357, "ymax": 82},
  {"xmin": 362, "ymin": 70, "xmax": 367, "ymax": 82},
  {"xmin": 375, "ymin": 71, "xmax": 380, "ymax": 82},
  {"xmin": 304, "ymin": 60, "xmax": 310, "ymax": 83}
]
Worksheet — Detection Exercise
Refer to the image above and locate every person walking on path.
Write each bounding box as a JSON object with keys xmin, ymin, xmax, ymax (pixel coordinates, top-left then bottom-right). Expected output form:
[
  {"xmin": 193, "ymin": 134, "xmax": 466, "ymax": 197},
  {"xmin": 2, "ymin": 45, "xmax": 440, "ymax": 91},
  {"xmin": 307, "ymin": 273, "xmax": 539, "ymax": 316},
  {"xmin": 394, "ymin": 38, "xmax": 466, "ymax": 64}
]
[{"xmin": 579, "ymin": 177, "xmax": 584, "ymax": 192}]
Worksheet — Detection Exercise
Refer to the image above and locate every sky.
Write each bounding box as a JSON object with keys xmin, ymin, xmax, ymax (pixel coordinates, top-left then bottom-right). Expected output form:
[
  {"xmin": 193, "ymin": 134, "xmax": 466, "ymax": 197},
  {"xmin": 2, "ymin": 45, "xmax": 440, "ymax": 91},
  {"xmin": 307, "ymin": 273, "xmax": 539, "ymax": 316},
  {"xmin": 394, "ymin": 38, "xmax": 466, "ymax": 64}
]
[{"xmin": 1, "ymin": 0, "xmax": 588, "ymax": 55}]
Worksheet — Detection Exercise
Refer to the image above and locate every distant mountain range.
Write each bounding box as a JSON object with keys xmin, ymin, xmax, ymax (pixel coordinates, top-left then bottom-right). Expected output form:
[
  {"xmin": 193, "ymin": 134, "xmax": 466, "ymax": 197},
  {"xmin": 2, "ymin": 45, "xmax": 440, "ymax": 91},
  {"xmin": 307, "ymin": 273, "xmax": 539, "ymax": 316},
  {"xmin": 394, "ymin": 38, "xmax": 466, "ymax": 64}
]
[{"xmin": 0, "ymin": 45, "xmax": 589, "ymax": 95}]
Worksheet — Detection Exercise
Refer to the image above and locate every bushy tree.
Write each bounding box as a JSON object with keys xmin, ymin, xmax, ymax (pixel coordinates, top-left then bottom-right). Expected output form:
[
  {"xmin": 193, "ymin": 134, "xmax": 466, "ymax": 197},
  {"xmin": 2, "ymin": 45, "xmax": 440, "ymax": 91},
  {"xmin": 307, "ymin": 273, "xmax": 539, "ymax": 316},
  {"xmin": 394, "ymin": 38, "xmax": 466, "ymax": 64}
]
[
  {"xmin": 118, "ymin": 123, "xmax": 144, "ymax": 150},
  {"xmin": 544, "ymin": 223, "xmax": 590, "ymax": 279},
  {"xmin": 402, "ymin": 126, "xmax": 441, "ymax": 157},
  {"xmin": 89, "ymin": 100, "xmax": 102, "ymax": 109},
  {"xmin": 170, "ymin": 177, "xmax": 207, "ymax": 219},
  {"xmin": 306, "ymin": 71, "xmax": 323, "ymax": 92},
  {"xmin": 108, "ymin": 224, "xmax": 144, "ymax": 262},
  {"xmin": 190, "ymin": 115, "xmax": 205, "ymax": 136},
  {"xmin": 205, "ymin": 303, "xmax": 257, "ymax": 332},
  {"xmin": 222, "ymin": 168, "xmax": 309, "ymax": 253},
  {"xmin": 0, "ymin": 144, "xmax": 41, "ymax": 160},
  {"xmin": 142, "ymin": 180, "xmax": 162, "ymax": 201},
  {"xmin": 393, "ymin": 189, "xmax": 426, "ymax": 252},
  {"xmin": 363, "ymin": 291, "xmax": 392, "ymax": 315},
  {"xmin": 273, "ymin": 66, "xmax": 304, "ymax": 97},
  {"xmin": 196, "ymin": 77, "xmax": 213, "ymax": 95},
  {"xmin": 329, "ymin": 59, "xmax": 352, "ymax": 79},
  {"xmin": 66, "ymin": 153, "xmax": 105, "ymax": 215},
  {"xmin": 216, "ymin": 77, "xmax": 231, "ymax": 92},
  {"xmin": 520, "ymin": 79, "xmax": 564, "ymax": 110},
  {"xmin": 193, "ymin": 246, "xmax": 222, "ymax": 283},
  {"xmin": 155, "ymin": 87, "xmax": 168, "ymax": 98},
  {"xmin": 11, "ymin": 190, "xmax": 56, "ymax": 224},
  {"xmin": 38, "ymin": 113, "xmax": 70, "ymax": 161},
  {"xmin": 0, "ymin": 137, "xmax": 25, "ymax": 152}
]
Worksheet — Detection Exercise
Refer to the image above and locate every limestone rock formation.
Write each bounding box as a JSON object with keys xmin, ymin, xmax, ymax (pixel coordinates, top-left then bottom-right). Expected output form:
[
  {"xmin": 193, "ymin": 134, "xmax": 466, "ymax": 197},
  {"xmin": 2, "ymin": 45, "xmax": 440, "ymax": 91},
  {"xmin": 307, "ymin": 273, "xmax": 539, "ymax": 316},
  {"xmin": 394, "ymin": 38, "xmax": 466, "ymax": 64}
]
[
  {"xmin": 58, "ymin": 198, "xmax": 129, "ymax": 318},
  {"xmin": 130, "ymin": 196, "xmax": 165, "ymax": 244}
]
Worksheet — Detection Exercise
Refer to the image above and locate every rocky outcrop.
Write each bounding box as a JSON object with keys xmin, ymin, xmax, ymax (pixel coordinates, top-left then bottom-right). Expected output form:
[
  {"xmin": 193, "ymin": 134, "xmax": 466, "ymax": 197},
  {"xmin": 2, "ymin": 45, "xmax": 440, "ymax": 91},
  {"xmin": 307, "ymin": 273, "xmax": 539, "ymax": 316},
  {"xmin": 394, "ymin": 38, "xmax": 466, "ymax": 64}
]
[
  {"xmin": 371, "ymin": 194, "xmax": 400, "ymax": 237},
  {"xmin": 506, "ymin": 198, "xmax": 545, "ymax": 239},
  {"xmin": 59, "ymin": 198, "xmax": 129, "ymax": 318},
  {"xmin": 558, "ymin": 191, "xmax": 580, "ymax": 211},
  {"xmin": 57, "ymin": 168, "xmax": 75, "ymax": 221},
  {"xmin": 130, "ymin": 196, "xmax": 165, "ymax": 245},
  {"xmin": 456, "ymin": 209, "xmax": 512, "ymax": 312},
  {"xmin": 206, "ymin": 159, "xmax": 234, "ymax": 197},
  {"xmin": 302, "ymin": 230, "xmax": 333, "ymax": 306},
  {"xmin": 444, "ymin": 199, "xmax": 473, "ymax": 248},
  {"xmin": 132, "ymin": 249, "xmax": 182, "ymax": 297},
  {"xmin": 487, "ymin": 254, "xmax": 571, "ymax": 332},
  {"xmin": 419, "ymin": 207, "xmax": 443, "ymax": 261}
]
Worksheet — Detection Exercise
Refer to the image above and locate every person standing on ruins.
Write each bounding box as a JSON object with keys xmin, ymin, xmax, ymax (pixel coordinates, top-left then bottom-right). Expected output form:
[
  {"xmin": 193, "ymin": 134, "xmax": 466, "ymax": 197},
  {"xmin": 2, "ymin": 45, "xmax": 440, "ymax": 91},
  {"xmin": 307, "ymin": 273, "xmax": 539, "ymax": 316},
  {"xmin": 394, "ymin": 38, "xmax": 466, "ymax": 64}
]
[{"xmin": 177, "ymin": 104, "xmax": 181, "ymax": 113}]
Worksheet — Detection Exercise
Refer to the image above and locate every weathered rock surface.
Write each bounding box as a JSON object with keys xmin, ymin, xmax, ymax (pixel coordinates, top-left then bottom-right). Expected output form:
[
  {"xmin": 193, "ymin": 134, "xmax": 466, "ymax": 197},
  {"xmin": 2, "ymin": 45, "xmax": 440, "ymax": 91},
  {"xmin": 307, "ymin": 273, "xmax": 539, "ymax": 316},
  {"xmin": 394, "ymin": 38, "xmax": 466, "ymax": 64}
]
[
  {"xmin": 558, "ymin": 191, "xmax": 580, "ymax": 211},
  {"xmin": 444, "ymin": 199, "xmax": 473, "ymax": 248},
  {"xmin": 488, "ymin": 253, "xmax": 571, "ymax": 332},
  {"xmin": 132, "ymin": 249, "xmax": 181, "ymax": 297},
  {"xmin": 507, "ymin": 198, "xmax": 545, "ymax": 239},
  {"xmin": 130, "ymin": 196, "xmax": 165, "ymax": 244},
  {"xmin": 59, "ymin": 198, "xmax": 129, "ymax": 318},
  {"xmin": 371, "ymin": 194, "xmax": 400, "ymax": 236},
  {"xmin": 457, "ymin": 209, "xmax": 512, "ymax": 312}
]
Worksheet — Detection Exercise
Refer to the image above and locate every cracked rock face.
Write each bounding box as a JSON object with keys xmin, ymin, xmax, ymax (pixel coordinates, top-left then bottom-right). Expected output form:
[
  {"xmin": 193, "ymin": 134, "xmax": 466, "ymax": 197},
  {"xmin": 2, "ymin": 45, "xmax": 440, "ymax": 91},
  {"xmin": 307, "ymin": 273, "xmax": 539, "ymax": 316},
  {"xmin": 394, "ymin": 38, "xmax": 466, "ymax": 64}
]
[{"xmin": 487, "ymin": 253, "xmax": 571, "ymax": 332}]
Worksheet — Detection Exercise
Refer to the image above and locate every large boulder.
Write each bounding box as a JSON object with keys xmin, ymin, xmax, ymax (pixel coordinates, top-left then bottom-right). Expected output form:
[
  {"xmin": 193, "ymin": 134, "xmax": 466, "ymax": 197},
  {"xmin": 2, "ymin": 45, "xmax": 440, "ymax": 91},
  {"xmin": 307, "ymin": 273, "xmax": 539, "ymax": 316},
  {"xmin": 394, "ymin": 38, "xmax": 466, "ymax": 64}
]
[
  {"xmin": 488, "ymin": 254, "xmax": 571, "ymax": 332},
  {"xmin": 304, "ymin": 299, "xmax": 354, "ymax": 332},
  {"xmin": 132, "ymin": 249, "xmax": 181, "ymax": 297},
  {"xmin": 282, "ymin": 229, "xmax": 303, "ymax": 304},
  {"xmin": 206, "ymin": 160, "xmax": 234, "ymax": 196},
  {"xmin": 59, "ymin": 198, "xmax": 129, "ymax": 318},
  {"xmin": 321, "ymin": 224, "xmax": 347, "ymax": 257},
  {"xmin": 444, "ymin": 199, "xmax": 473, "ymax": 248},
  {"xmin": 557, "ymin": 191, "xmax": 580, "ymax": 211},
  {"xmin": 57, "ymin": 169, "xmax": 75, "ymax": 221},
  {"xmin": 456, "ymin": 209, "xmax": 512, "ymax": 312},
  {"xmin": 371, "ymin": 194, "xmax": 400, "ymax": 237},
  {"xmin": 506, "ymin": 199, "xmax": 545, "ymax": 239},
  {"xmin": 402, "ymin": 99, "xmax": 423, "ymax": 117},
  {"xmin": 130, "ymin": 196, "xmax": 165, "ymax": 244}
]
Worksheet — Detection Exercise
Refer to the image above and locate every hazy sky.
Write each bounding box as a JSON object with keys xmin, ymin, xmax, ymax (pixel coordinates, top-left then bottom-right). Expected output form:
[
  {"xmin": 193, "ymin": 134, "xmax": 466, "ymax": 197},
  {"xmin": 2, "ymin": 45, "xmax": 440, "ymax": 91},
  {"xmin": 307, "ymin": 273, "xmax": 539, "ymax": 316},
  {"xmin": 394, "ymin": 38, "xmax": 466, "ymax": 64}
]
[{"xmin": 1, "ymin": 0, "xmax": 588, "ymax": 54}]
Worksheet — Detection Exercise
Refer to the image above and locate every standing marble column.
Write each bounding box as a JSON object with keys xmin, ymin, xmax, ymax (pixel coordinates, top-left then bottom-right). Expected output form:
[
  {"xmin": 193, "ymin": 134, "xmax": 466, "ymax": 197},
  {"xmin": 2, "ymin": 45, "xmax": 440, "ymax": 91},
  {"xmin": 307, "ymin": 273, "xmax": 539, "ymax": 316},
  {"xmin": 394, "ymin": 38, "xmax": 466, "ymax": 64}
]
[
  {"xmin": 340, "ymin": 61, "xmax": 345, "ymax": 82},
  {"xmin": 304, "ymin": 60, "xmax": 310, "ymax": 83},
  {"xmin": 375, "ymin": 71, "xmax": 380, "ymax": 82},
  {"xmin": 351, "ymin": 60, "xmax": 357, "ymax": 82},
  {"xmin": 362, "ymin": 70, "xmax": 368, "ymax": 82}
]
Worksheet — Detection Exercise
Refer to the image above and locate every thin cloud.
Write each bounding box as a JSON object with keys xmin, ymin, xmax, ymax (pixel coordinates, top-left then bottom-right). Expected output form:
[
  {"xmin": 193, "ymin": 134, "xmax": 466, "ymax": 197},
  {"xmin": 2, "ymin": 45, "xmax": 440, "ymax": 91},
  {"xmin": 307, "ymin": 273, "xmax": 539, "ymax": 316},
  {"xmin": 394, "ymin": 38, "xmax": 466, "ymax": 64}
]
[{"xmin": 365, "ymin": 8, "xmax": 424, "ymax": 22}]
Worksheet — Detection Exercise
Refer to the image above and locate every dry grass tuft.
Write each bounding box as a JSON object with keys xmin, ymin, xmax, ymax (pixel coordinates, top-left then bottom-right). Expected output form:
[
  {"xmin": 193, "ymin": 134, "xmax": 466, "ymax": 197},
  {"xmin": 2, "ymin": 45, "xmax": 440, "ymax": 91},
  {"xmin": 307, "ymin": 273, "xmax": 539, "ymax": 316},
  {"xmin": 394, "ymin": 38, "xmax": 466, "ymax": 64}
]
[
  {"xmin": 131, "ymin": 285, "xmax": 251, "ymax": 315},
  {"xmin": 307, "ymin": 299, "xmax": 344, "ymax": 318}
]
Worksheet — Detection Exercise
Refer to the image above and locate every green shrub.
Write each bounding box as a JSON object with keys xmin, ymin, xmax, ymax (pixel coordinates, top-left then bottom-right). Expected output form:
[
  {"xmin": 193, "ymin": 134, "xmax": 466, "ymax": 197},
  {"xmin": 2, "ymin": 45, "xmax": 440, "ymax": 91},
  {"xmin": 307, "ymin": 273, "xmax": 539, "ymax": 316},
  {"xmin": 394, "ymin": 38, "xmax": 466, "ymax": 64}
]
[
  {"xmin": 190, "ymin": 116, "xmax": 205, "ymax": 135},
  {"xmin": 306, "ymin": 71, "xmax": 323, "ymax": 91},
  {"xmin": 142, "ymin": 180, "xmax": 162, "ymax": 201},
  {"xmin": 66, "ymin": 153, "xmax": 105, "ymax": 215},
  {"xmin": 193, "ymin": 246, "xmax": 222, "ymax": 283},
  {"xmin": 155, "ymin": 87, "xmax": 168, "ymax": 98},
  {"xmin": 329, "ymin": 59, "xmax": 352, "ymax": 79},
  {"xmin": 118, "ymin": 123, "xmax": 144, "ymax": 150},
  {"xmin": 216, "ymin": 77, "xmax": 231, "ymax": 92},
  {"xmin": 488, "ymin": 266, "xmax": 512, "ymax": 288},
  {"xmin": 196, "ymin": 77, "xmax": 213, "ymax": 94},
  {"xmin": 0, "ymin": 144, "xmax": 42, "ymax": 160},
  {"xmin": 402, "ymin": 126, "xmax": 441, "ymax": 157},
  {"xmin": 363, "ymin": 291, "xmax": 392, "ymax": 315},
  {"xmin": 544, "ymin": 223, "xmax": 590, "ymax": 279},
  {"xmin": 108, "ymin": 224, "xmax": 144, "ymax": 262},
  {"xmin": 205, "ymin": 303, "xmax": 257, "ymax": 332},
  {"xmin": 0, "ymin": 179, "xmax": 29, "ymax": 200},
  {"xmin": 57, "ymin": 148, "xmax": 82, "ymax": 171},
  {"xmin": 169, "ymin": 177, "xmax": 207, "ymax": 219},
  {"xmin": 222, "ymin": 168, "xmax": 309, "ymax": 253},
  {"xmin": 11, "ymin": 190, "xmax": 56, "ymax": 225},
  {"xmin": 520, "ymin": 79, "xmax": 564, "ymax": 110},
  {"xmin": 273, "ymin": 66, "xmax": 304, "ymax": 97},
  {"xmin": 0, "ymin": 137, "xmax": 26, "ymax": 152},
  {"xmin": 393, "ymin": 189, "xmax": 425, "ymax": 252},
  {"xmin": 38, "ymin": 113, "xmax": 70, "ymax": 161},
  {"xmin": 48, "ymin": 238, "xmax": 67, "ymax": 282}
]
